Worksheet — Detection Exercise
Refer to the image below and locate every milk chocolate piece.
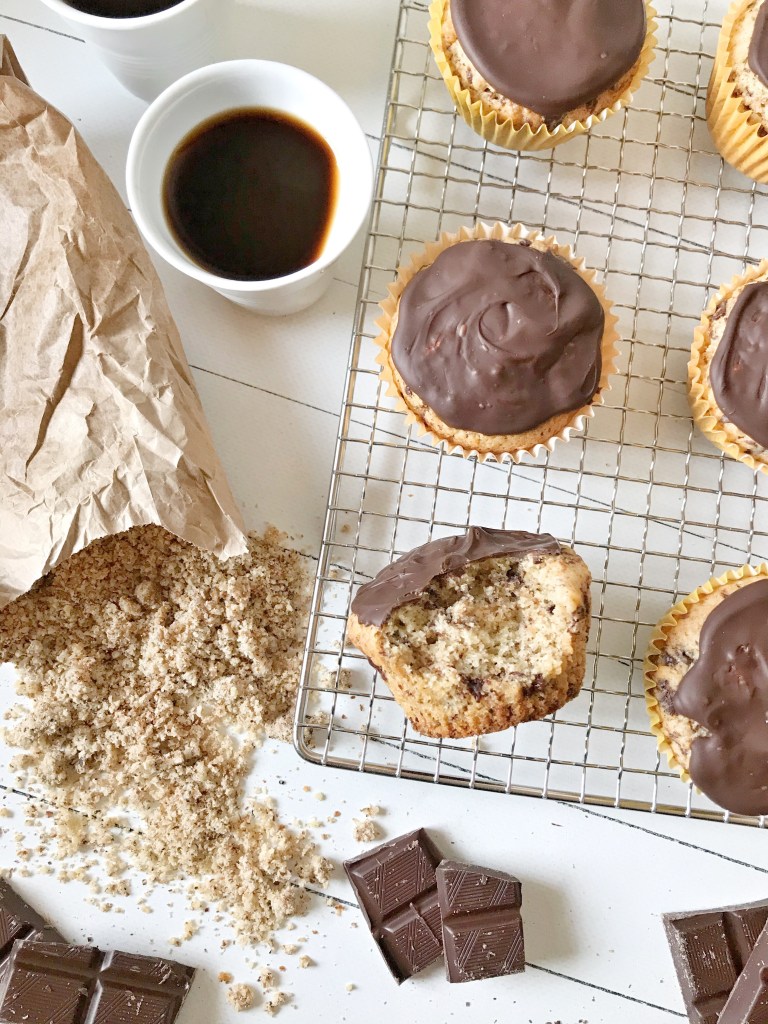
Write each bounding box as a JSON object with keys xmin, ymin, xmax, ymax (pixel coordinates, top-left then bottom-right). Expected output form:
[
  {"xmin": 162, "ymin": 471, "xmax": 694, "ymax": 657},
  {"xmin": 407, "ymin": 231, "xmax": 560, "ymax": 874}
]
[
  {"xmin": 351, "ymin": 527, "xmax": 560, "ymax": 627},
  {"xmin": 0, "ymin": 941, "xmax": 195, "ymax": 1023},
  {"xmin": 710, "ymin": 282, "xmax": 768, "ymax": 450},
  {"xmin": 344, "ymin": 829, "xmax": 443, "ymax": 982},
  {"xmin": 0, "ymin": 880, "xmax": 63, "ymax": 977},
  {"xmin": 436, "ymin": 860, "xmax": 524, "ymax": 983},
  {"xmin": 664, "ymin": 899, "xmax": 768, "ymax": 1024},
  {"xmin": 390, "ymin": 240, "xmax": 605, "ymax": 436},
  {"xmin": 719, "ymin": 918, "xmax": 768, "ymax": 1024},
  {"xmin": 451, "ymin": 0, "xmax": 647, "ymax": 120},
  {"xmin": 672, "ymin": 579, "xmax": 768, "ymax": 816}
]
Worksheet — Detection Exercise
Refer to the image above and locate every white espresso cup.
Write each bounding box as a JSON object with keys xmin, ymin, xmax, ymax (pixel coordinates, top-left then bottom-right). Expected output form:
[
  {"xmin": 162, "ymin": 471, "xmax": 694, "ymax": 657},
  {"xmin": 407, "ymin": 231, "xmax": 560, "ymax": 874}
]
[
  {"xmin": 126, "ymin": 60, "xmax": 374, "ymax": 316},
  {"xmin": 38, "ymin": 0, "xmax": 220, "ymax": 101}
]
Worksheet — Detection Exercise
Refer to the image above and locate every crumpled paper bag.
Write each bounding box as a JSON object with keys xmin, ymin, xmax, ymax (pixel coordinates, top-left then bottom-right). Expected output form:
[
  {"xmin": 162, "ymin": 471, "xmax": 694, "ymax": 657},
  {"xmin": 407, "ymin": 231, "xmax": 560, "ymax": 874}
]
[{"xmin": 0, "ymin": 37, "xmax": 247, "ymax": 610}]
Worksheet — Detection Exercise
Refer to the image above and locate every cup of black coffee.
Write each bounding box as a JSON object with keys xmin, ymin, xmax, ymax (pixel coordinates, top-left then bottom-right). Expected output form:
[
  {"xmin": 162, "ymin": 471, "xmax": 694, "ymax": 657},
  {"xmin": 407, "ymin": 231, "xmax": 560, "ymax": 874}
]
[
  {"xmin": 126, "ymin": 60, "xmax": 374, "ymax": 315},
  {"xmin": 38, "ymin": 0, "xmax": 219, "ymax": 101}
]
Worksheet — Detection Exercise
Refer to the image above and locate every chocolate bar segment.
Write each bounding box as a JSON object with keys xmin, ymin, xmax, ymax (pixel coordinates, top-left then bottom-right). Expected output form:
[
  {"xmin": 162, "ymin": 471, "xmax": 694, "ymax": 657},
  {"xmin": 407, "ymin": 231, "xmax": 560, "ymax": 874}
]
[
  {"xmin": 719, "ymin": 918, "xmax": 768, "ymax": 1024},
  {"xmin": 344, "ymin": 828, "xmax": 443, "ymax": 982},
  {"xmin": 436, "ymin": 860, "xmax": 525, "ymax": 983},
  {"xmin": 664, "ymin": 899, "xmax": 768, "ymax": 1024},
  {"xmin": 0, "ymin": 880, "xmax": 64, "ymax": 975},
  {"xmin": 0, "ymin": 941, "xmax": 195, "ymax": 1023}
]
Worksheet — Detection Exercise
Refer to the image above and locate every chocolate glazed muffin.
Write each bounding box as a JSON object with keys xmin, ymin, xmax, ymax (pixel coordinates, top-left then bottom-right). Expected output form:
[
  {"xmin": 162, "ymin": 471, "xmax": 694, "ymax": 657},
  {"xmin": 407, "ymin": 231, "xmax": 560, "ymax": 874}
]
[
  {"xmin": 689, "ymin": 263, "xmax": 768, "ymax": 473},
  {"xmin": 346, "ymin": 528, "xmax": 592, "ymax": 739},
  {"xmin": 377, "ymin": 226, "xmax": 618, "ymax": 460},
  {"xmin": 446, "ymin": 0, "xmax": 646, "ymax": 130},
  {"xmin": 707, "ymin": 0, "xmax": 768, "ymax": 182},
  {"xmin": 645, "ymin": 569, "xmax": 768, "ymax": 817},
  {"xmin": 429, "ymin": 0, "xmax": 655, "ymax": 148}
]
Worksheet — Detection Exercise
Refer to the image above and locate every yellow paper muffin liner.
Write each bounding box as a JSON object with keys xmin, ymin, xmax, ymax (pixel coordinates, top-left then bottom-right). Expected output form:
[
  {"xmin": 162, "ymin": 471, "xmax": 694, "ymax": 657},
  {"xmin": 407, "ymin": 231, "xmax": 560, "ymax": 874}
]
[
  {"xmin": 689, "ymin": 260, "xmax": 768, "ymax": 475},
  {"xmin": 373, "ymin": 221, "xmax": 620, "ymax": 463},
  {"xmin": 428, "ymin": 0, "xmax": 657, "ymax": 151},
  {"xmin": 643, "ymin": 563, "xmax": 768, "ymax": 789},
  {"xmin": 707, "ymin": 0, "xmax": 768, "ymax": 183}
]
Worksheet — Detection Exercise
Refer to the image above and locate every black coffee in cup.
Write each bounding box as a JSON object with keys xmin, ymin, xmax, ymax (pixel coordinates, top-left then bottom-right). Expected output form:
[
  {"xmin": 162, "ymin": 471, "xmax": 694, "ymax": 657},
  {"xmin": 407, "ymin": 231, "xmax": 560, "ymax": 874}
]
[
  {"xmin": 62, "ymin": 0, "xmax": 184, "ymax": 17},
  {"xmin": 163, "ymin": 108, "xmax": 338, "ymax": 281}
]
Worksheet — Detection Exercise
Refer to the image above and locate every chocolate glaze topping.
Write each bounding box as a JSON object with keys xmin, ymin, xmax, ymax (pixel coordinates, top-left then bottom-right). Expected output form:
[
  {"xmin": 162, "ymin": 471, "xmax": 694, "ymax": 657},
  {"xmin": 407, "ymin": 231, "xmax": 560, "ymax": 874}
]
[
  {"xmin": 749, "ymin": 3, "xmax": 768, "ymax": 89},
  {"xmin": 450, "ymin": 0, "xmax": 647, "ymax": 120},
  {"xmin": 672, "ymin": 579, "xmax": 768, "ymax": 817},
  {"xmin": 710, "ymin": 281, "xmax": 768, "ymax": 450},
  {"xmin": 351, "ymin": 527, "xmax": 560, "ymax": 627},
  {"xmin": 390, "ymin": 240, "xmax": 605, "ymax": 436}
]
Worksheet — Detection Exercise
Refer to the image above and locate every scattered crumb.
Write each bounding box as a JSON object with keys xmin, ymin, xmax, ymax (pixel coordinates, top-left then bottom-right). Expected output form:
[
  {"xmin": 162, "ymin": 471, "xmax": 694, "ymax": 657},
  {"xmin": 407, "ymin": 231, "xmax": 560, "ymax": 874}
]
[
  {"xmin": 313, "ymin": 793, "xmax": 325, "ymax": 802},
  {"xmin": 227, "ymin": 983, "xmax": 256, "ymax": 1012},
  {"xmin": 281, "ymin": 944, "xmax": 298, "ymax": 955},
  {"xmin": 352, "ymin": 819, "xmax": 382, "ymax": 843},
  {"xmin": 258, "ymin": 967, "xmax": 277, "ymax": 990},
  {"xmin": 105, "ymin": 880, "xmax": 131, "ymax": 898},
  {"xmin": 0, "ymin": 527, "xmax": 331, "ymax": 946},
  {"xmin": 298, "ymin": 955, "xmax": 313, "ymax": 969},
  {"xmin": 0, "ymin": 809, "xmax": 12, "ymax": 819},
  {"xmin": 360, "ymin": 805, "xmax": 382, "ymax": 817},
  {"xmin": 218, "ymin": 972, "xmax": 233, "ymax": 984},
  {"xmin": 345, "ymin": 983, "xmax": 355, "ymax": 992},
  {"xmin": 264, "ymin": 992, "xmax": 289, "ymax": 1017}
]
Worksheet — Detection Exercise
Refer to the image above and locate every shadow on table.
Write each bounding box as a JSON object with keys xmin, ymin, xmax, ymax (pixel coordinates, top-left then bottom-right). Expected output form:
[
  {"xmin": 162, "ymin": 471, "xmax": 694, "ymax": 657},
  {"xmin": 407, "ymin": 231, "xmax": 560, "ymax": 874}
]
[{"xmin": 522, "ymin": 876, "xmax": 578, "ymax": 966}]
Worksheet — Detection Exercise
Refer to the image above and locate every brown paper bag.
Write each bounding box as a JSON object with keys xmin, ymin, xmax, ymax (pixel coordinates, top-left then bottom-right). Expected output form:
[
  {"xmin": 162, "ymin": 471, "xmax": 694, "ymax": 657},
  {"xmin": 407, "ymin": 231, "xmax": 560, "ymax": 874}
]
[{"xmin": 0, "ymin": 37, "xmax": 247, "ymax": 610}]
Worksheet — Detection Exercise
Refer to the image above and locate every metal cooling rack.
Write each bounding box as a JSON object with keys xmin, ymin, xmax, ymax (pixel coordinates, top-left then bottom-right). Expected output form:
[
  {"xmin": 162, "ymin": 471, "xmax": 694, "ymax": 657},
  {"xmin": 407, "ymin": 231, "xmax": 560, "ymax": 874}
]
[{"xmin": 294, "ymin": 0, "xmax": 768, "ymax": 826}]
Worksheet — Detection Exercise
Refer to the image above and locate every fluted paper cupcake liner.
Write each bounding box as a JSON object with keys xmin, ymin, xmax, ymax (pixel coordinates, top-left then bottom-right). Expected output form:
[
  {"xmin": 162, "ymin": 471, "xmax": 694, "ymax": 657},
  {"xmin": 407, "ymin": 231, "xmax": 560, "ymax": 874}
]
[
  {"xmin": 707, "ymin": 0, "xmax": 768, "ymax": 183},
  {"xmin": 643, "ymin": 563, "xmax": 768, "ymax": 788},
  {"xmin": 428, "ymin": 0, "xmax": 657, "ymax": 151},
  {"xmin": 373, "ymin": 221, "xmax": 620, "ymax": 463},
  {"xmin": 689, "ymin": 260, "xmax": 768, "ymax": 474}
]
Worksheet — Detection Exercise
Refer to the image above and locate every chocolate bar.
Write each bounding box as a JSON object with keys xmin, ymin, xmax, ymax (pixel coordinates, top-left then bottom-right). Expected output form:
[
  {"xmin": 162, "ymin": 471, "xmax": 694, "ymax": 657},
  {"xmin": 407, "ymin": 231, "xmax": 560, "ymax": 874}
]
[
  {"xmin": 664, "ymin": 899, "xmax": 768, "ymax": 1024},
  {"xmin": 0, "ymin": 941, "xmax": 195, "ymax": 1023},
  {"xmin": 719, "ymin": 918, "xmax": 768, "ymax": 1024},
  {"xmin": 436, "ymin": 860, "xmax": 525, "ymax": 983},
  {"xmin": 0, "ymin": 880, "xmax": 63, "ymax": 975},
  {"xmin": 344, "ymin": 828, "xmax": 443, "ymax": 982}
]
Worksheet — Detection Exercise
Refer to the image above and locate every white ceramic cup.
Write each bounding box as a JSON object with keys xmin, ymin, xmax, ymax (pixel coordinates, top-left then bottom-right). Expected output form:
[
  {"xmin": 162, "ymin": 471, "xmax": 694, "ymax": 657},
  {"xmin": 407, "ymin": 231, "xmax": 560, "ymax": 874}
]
[
  {"xmin": 38, "ymin": 0, "xmax": 220, "ymax": 101},
  {"xmin": 126, "ymin": 60, "xmax": 374, "ymax": 316}
]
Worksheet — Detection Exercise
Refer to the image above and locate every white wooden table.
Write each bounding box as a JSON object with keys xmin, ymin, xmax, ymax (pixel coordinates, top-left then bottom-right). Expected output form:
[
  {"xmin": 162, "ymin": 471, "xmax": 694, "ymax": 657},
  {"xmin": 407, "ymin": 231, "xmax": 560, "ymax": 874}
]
[{"xmin": 0, "ymin": 2, "xmax": 766, "ymax": 1021}]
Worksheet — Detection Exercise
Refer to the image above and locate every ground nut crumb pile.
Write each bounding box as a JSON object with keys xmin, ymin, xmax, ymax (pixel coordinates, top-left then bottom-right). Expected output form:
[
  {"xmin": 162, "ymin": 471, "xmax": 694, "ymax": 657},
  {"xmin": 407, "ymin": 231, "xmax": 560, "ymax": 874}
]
[{"xmin": 0, "ymin": 525, "xmax": 330, "ymax": 944}]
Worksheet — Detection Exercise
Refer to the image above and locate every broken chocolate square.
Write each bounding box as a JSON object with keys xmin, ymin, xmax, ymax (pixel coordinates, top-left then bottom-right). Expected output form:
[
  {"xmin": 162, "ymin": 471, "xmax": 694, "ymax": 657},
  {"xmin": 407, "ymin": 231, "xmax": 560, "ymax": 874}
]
[
  {"xmin": 436, "ymin": 860, "xmax": 525, "ymax": 983},
  {"xmin": 344, "ymin": 828, "xmax": 443, "ymax": 982},
  {"xmin": 717, "ymin": 917, "xmax": 768, "ymax": 1024},
  {"xmin": 664, "ymin": 898, "xmax": 768, "ymax": 1024},
  {"xmin": 0, "ymin": 941, "xmax": 195, "ymax": 1024}
]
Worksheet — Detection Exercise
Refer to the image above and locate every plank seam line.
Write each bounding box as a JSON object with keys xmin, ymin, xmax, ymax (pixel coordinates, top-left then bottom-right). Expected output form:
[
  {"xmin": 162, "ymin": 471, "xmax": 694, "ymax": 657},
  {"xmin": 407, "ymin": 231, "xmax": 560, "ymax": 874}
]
[{"xmin": 0, "ymin": 13, "xmax": 84, "ymax": 43}]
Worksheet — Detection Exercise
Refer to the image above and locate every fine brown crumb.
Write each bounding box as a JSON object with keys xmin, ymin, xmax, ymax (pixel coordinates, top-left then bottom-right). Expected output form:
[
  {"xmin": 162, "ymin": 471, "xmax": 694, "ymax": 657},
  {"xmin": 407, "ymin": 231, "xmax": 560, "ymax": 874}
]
[
  {"xmin": 258, "ymin": 967, "xmax": 277, "ymax": 990},
  {"xmin": 227, "ymin": 983, "xmax": 256, "ymax": 1012},
  {"xmin": 0, "ymin": 526, "xmax": 331, "ymax": 946},
  {"xmin": 352, "ymin": 819, "xmax": 383, "ymax": 843},
  {"xmin": 264, "ymin": 992, "xmax": 289, "ymax": 1017},
  {"xmin": 218, "ymin": 972, "xmax": 233, "ymax": 984}
]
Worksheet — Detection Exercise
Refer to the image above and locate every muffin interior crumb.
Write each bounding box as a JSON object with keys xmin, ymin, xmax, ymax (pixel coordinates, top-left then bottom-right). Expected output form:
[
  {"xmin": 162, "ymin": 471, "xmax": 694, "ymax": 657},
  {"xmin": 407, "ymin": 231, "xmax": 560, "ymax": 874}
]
[{"xmin": 382, "ymin": 555, "xmax": 584, "ymax": 692}]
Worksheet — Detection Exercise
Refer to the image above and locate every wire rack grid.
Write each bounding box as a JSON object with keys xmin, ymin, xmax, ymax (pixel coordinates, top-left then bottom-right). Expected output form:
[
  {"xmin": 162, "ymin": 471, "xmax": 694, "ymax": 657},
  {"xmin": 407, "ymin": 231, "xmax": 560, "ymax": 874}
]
[{"xmin": 294, "ymin": 0, "xmax": 768, "ymax": 826}]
